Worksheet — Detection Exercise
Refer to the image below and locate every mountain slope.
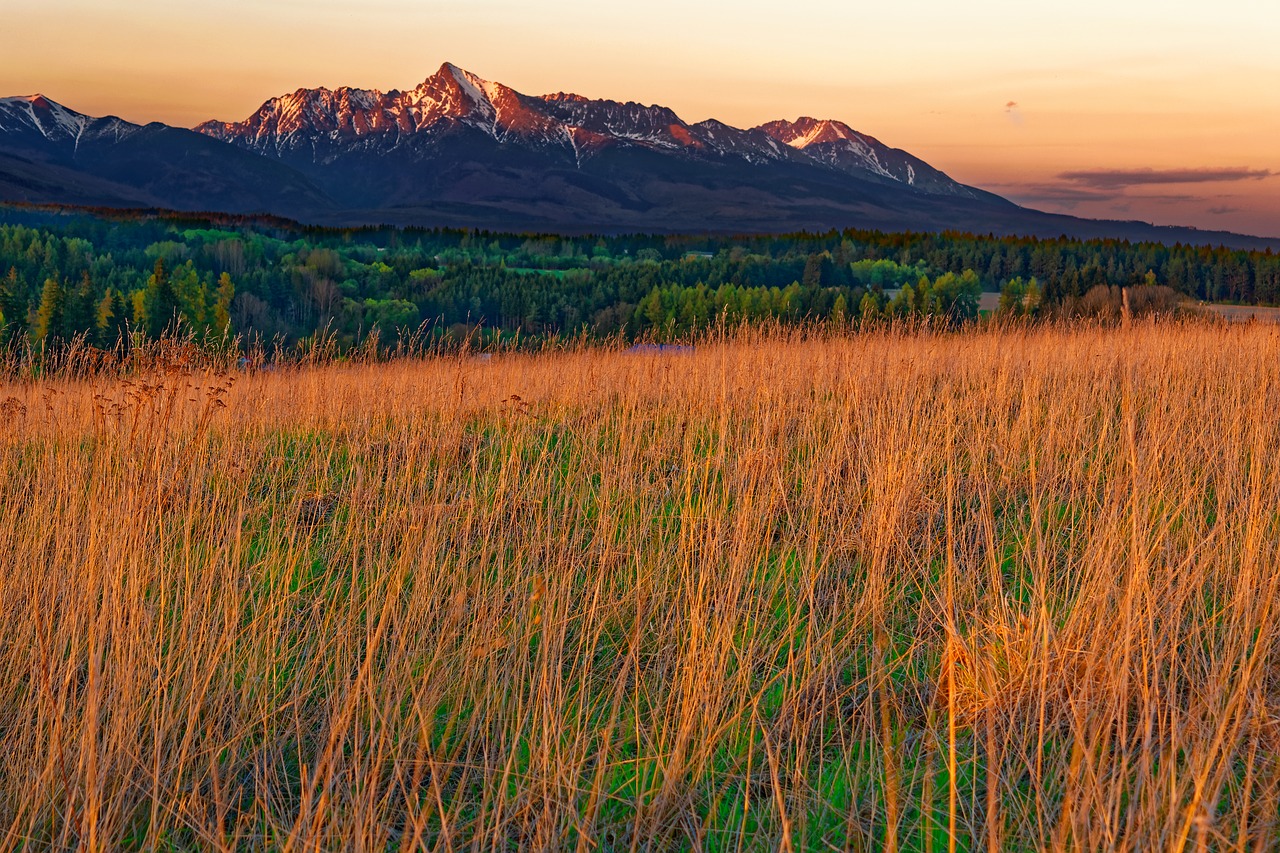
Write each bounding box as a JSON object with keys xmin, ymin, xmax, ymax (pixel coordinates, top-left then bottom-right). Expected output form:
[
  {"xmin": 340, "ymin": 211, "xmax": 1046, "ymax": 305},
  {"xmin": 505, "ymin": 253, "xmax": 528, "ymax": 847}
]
[
  {"xmin": 190, "ymin": 62, "xmax": 1010, "ymax": 228},
  {"xmin": 195, "ymin": 62, "xmax": 987, "ymax": 204},
  {"xmin": 0, "ymin": 95, "xmax": 332, "ymax": 215},
  {"xmin": 754, "ymin": 117, "xmax": 986, "ymax": 199},
  {"xmin": 1, "ymin": 72, "xmax": 1276, "ymax": 249}
]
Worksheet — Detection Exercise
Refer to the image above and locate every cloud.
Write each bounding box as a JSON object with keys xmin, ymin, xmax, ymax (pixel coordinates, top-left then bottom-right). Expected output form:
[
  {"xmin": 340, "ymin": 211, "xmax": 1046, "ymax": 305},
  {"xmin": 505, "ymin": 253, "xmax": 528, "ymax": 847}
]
[
  {"xmin": 1004, "ymin": 101, "xmax": 1017, "ymax": 111},
  {"xmin": 1058, "ymin": 167, "xmax": 1274, "ymax": 190},
  {"xmin": 1208, "ymin": 205, "xmax": 1242, "ymax": 215},
  {"xmin": 997, "ymin": 184, "xmax": 1120, "ymax": 209},
  {"xmin": 995, "ymin": 184, "xmax": 1207, "ymax": 212},
  {"xmin": 1141, "ymin": 193, "xmax": 1200, "ymax": 205},
  {"xmin": 1004, "ymin": 100, "xmax": 1023, "ymax": 126}
]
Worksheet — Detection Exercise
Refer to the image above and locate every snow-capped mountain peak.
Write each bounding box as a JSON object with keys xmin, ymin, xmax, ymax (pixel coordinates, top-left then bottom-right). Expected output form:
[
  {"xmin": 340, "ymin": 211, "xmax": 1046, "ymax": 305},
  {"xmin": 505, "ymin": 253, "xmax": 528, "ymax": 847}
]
[
  {"xmin": 440, "ymin": 62, "xmax": 496, "ymax": 112},
  {"xmin": 760, "ymin": 117, "xmax": 861, "ymax": 149},
  {"xmin": 408, "ymin": 63, "xmax": 494, "ymax": 119},
  {"xmin": 0, "ymin": 94, "xmax": 89, "ymax": 140},
  {"xmin": 755, "ymin": 116, "xmax": 974, "ymax": 196},
  {"xmin": 191, "ymin": 63, "xmax": 979, "ymax": 198},
  {"xmin": 0, "ymin": 94, "xmax": 138, "ymax": 148}
]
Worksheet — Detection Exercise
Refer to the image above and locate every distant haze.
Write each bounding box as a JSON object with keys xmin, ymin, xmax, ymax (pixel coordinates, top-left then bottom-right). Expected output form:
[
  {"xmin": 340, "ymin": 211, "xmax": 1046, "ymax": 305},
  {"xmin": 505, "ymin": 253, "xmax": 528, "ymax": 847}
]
[{"xmin": 6, "ymin": 0, "xmax": 1279, "ymax": 236}]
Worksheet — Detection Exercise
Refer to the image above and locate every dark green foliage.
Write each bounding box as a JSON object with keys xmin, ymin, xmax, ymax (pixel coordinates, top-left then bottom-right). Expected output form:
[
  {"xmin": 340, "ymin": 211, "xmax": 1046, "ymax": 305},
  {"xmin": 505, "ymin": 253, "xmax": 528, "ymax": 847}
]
[
  {"xmin": 143, "ymin": 257, "xmax": 180, "ymax": 338},
  {"xmin": 1, "ymin": 204, "xmax": 1276, "ymax": 353},
  {"xmin": 998, "ymin": 276, "xmax": 1042, "ymax": 317}
]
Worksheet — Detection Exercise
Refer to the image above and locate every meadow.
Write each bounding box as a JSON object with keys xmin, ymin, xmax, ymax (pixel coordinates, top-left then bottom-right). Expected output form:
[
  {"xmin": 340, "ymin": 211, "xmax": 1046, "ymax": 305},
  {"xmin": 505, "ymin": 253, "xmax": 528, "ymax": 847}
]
[{"xmin": 2, "ymin": 319, "xmax": 1279, "ymax": 850}]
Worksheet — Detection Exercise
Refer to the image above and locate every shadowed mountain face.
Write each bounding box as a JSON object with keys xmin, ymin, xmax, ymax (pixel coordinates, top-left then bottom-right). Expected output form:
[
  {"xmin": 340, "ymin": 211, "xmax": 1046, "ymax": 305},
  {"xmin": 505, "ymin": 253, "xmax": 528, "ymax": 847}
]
[
  {"xmin": 190, "ymin": 62, "xmax": 1004, "ymax": 228},
  {"xmin": 196, "ymin": 64, "xmax": 982, "ymax": 195},
  {"xmin": 2, "ymin": 66, "xmax": 1278, "ymax": 248},
  {"xmin": 0, "ymin": 95, "xmax": 331, "ymax": 216}
]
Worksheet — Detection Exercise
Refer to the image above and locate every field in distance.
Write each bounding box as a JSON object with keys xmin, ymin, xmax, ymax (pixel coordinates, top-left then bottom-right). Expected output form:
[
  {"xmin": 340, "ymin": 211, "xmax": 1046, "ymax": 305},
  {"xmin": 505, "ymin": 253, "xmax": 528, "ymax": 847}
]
[
  {"xmin": 2, "ymin": 321, "xmax": 1279, "ymax": 849},
  {"xmin": 1202, "ymin": 303, "xmax": 1280, "ymax": 323}
]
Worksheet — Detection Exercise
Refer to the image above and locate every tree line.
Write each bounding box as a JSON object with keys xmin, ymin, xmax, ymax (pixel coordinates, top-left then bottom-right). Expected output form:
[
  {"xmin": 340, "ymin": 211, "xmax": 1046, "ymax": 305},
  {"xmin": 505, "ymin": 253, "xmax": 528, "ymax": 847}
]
[{"xmin": 1, "ymin": 205, "xmax": 1275, "ymax": 352}]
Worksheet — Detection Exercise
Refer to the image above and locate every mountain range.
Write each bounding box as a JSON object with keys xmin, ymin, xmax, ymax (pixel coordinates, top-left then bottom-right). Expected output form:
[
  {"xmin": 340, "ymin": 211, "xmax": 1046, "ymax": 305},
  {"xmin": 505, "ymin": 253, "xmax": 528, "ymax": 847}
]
[{"xmin": 2, "ymin": 63, "xmax": 1276, "ymax": 248}]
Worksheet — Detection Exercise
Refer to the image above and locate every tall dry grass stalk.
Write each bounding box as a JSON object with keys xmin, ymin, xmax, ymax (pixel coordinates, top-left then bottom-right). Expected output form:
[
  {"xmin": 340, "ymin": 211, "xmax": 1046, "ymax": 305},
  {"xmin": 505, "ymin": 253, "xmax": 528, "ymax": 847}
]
[{"xmin": 1, "ymin": 320, "xmax": 1279, "ymax": 850}]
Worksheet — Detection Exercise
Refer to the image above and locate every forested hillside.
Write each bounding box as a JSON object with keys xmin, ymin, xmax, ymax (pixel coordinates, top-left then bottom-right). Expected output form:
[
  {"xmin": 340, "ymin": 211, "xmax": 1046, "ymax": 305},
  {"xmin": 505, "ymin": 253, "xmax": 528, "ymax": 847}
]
[{"xmin": 2, "ymin": 205, "xmax": 1277, "ymax": 352}]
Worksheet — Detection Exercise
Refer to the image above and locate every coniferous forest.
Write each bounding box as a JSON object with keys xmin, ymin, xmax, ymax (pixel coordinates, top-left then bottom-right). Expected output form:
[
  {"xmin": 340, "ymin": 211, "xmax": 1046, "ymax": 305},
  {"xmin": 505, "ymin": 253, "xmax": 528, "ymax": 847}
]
[{"xmin": 3, "ymin": 204, "xmax": 1278, "ymax": 354}]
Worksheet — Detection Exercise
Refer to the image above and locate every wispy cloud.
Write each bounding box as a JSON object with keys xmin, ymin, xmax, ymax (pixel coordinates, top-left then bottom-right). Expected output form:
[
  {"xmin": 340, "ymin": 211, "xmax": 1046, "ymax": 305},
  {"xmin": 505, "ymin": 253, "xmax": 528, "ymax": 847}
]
[
  {"xmin": 998, "ymin": 182, "xmax": 1211, "ymax": 212},
  {"xmin": 997, "ymin": 184, "xmax": 1119, "ymax": 209},
  {"xmin": 1143, "ymin": 193, "xmax": 1200, "ymax": 205},
  {"xmin": 1058, "ymin": 167, "xmax": 1274, "ymax": 190},
  {"xmin": 1208, "ymin": 205, "xmax": 1242, "ymax": 215}
]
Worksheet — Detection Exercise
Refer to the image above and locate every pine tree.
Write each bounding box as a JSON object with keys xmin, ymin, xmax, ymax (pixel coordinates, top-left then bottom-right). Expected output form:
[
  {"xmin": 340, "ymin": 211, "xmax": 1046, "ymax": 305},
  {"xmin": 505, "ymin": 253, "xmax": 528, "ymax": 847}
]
[
  {"xmin": 95, "ymin": 289, "xmax": 131, "ymax": 348},
  {"xmin": 214, "ymin": 272, "xmax": 235, "ymax": 334},
  {"xmin": 0, "ymin": 267, "xmax": 21, "ymax": 341},
  {"xmin": 32, "ymin": 276, "xmax": 65, "ymax": 343},
  {"xmin": 830, "ymin": 293, "xmax": 848, "ymax": 326},
  {"xmin": 62, "ymin": 271, "xmax": 96, "ymax": 338},
  {"xmin": 130, "ymin": 290, "xmax": 147, "ymax": 330},
  {"xmin": 95, "ymin": 290, "xmax": 115, "ymax": 337},
  {"xmin": 143, "ymin": 257, "xmax": 180, "ymax": 338},
  {"xmin": 858, "ymin": 291, "xmax": 880, "ymax": 322}
]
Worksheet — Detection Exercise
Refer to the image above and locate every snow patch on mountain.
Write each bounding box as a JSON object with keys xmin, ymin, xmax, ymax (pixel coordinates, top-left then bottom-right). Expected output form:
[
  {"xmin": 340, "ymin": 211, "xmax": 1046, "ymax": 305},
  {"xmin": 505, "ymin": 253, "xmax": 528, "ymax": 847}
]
[
  {"xmin": 190, "ymin": 62, "xmax": 980, "ymax": 198},
  {"xmin": 0, "ymin": 94, "xmax": 139, "ymax": 154},
  {"xmin": 444, "ymin": 63, "xmax": 494, "ymax": 116}
]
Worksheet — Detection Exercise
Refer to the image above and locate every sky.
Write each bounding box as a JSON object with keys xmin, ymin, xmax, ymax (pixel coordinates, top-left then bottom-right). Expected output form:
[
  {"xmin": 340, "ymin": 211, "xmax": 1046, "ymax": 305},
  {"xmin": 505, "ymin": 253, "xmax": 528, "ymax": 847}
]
[{"xmin": 5, "ymin": 0, "xmax": 1280, "ymax": 237}]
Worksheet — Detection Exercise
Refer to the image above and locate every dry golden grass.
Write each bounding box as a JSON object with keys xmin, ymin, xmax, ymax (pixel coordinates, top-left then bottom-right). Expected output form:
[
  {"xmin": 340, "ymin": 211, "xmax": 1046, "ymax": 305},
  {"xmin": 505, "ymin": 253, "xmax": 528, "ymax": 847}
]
[{"xmin": 3, "ymin": 320, "xmax": 1280, "ymax": 850}]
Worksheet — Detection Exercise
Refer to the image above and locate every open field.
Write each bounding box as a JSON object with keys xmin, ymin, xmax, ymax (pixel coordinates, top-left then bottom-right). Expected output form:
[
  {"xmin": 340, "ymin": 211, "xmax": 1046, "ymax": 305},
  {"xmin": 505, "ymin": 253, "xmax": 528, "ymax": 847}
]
[
  {"xmin": 4, "ymin": 321, "xmax": 1280, "ymax": 849},
  {"xmin": 1202, "ymin": 304, "xmax": 1280, "ymax": 324}
]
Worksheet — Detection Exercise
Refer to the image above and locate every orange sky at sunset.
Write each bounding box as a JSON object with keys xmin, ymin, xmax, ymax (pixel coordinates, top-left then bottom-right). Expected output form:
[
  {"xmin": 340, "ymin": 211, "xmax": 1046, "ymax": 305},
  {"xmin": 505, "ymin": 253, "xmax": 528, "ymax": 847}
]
[{"xmin": 7, "ymin": 0, "xmax": 1280, "ymax": 236}]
